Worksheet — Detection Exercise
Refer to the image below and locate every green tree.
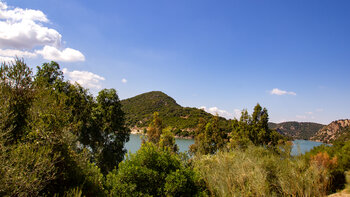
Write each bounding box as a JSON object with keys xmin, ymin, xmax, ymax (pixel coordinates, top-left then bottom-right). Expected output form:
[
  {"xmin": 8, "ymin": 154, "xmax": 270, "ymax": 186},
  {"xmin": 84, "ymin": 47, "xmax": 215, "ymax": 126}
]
[
  {"xmin": 159, "ymin": 127, "xmax": 179, "ymax": 153},
  {"xmin": 190, "ymin": 115, "xmax": 226, "ymax": 155},
  {"xmin": 34, "ymin": 62, "xmax": 130, "ymax": 175},
  {"xmin": 146, "ymin": 112, "xmax": 163, "ymax": 144},
  {"xmin": 0, "ymin": 59, "xmax": 33, "ymax": 143},
  {"xmin": 93, "ymin": 88, "xmax": 130, "ymax": 174},
  {"xmin": 0, "ymin": 60, "xmax": 114, "ymax": 196},
  {"xmin": 250, "ymin": 103, "xmax": 271, "ymax": 146},
  {"xmin": 35, "ymin": 61, "xmax": 64, "ymax": 87},
  {"xmin": 228, "ymin": 104, "xmax": 284, "ymax": 149}
]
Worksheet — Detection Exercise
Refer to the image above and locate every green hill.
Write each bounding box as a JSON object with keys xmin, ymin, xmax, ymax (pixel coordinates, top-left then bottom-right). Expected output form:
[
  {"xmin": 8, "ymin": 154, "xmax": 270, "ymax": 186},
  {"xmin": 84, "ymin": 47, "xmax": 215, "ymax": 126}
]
[
  {"xmin": 268, "ymin": 121, "xmax": 324, "ymax": 140},
  {"xmin": 121, "ymin": 91, "xmax": 326, "ymax": 139},
  {"xmin": 121, "ymin": 91, "xmax": 229, "ymax": 134}
]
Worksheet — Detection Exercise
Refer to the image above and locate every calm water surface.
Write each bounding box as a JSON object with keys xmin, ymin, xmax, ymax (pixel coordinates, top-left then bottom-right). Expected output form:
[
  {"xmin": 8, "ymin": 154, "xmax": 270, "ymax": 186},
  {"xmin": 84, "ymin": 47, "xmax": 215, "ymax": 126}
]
[
  {"xmin": 291, "ymin": 140, "xmax": 325, "ymax": 155},
  {"xmin": 125, "ymin": 134, "xmax": 194, "ymax": 154},
  {"xmin": 125, "ymin": 134, "xmax": 325, "ymax": 155}
]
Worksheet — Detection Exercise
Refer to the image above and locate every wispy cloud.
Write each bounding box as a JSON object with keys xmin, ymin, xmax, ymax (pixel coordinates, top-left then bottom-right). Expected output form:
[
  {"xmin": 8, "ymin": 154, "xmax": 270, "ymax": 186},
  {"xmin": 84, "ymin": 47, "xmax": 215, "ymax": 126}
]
[
  {"xmin": 121, "ymin": 78, "xmax": 127, "ymax": 83},
  {"xmin": 0, "ymin": 1, "xmax": 84, "ymax": 62},
  {"xmin": 296, "ymin": 110, "xmax": 320, "ymax": 121},
  {"xmin": 62, "ymin": 68, "xmax": 105, "ymax": 89},
  {"xmin": 270, "ymin": 88, "xmax": 296, "ymax": 96},
  {"xmin": 0, "ymin": 56, "xmax": 14, "ymax": 63},
  {"xmin": 199, "ymin": 106, "xmax": 241, "ymax": 119}
]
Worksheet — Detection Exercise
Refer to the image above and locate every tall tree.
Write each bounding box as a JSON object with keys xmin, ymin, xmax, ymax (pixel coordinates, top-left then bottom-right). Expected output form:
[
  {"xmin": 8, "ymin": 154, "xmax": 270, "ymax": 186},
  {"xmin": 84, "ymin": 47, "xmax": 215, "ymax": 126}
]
[
  {"xmin": 35, "ymin": 61, "xmax": 64, "ymax": 86},
  {"xmin": 0, "ymin": 59, "xmax": 33, "ymax": 143},
  {"xmin": 250, "ymin": 103, "xmax": 270, "ymax": 145},
  {"xmin": 147, "ymin": 112, "xmax": 164, "ymax": 144},
  {"xmin": 228, "ymin": 104, "xmax": 284, "ymax": 149},
  {"xmin": 190, "ymin": 115, "xmax": 226, "ymax": 155},
  {"xmin": 159, "ymin": 127, "xmax": 179, "ymax": 153},
  {"xmin": 93, "ymin": 88, "xmax": 130, "ymax": 174}
]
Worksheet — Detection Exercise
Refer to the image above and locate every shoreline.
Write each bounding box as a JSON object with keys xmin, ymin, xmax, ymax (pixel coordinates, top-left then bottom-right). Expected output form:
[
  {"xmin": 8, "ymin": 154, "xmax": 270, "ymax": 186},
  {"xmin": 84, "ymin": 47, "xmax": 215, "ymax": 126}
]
[{"xmin": 130, "ymin": 131, "xmax": 194, "ymax": 140}]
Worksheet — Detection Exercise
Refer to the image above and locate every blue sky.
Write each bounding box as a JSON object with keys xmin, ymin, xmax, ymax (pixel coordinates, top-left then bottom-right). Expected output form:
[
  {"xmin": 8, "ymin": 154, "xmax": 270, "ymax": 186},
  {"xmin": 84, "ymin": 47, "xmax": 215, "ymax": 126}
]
[{"xmin": 1, "ymin": 0, "xmax": 349, "ymax": 124}]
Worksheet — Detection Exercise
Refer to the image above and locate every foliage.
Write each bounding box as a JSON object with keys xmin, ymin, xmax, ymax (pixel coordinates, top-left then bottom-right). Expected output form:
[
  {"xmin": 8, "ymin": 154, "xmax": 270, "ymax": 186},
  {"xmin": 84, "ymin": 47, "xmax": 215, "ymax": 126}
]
[
  {"xmin": 0, "ymin": 143, "xmax": 59, "ymax": 196},
  {"xmin": 105, "ymin": 142, "xmax": 202, "ymax": 196},
  {"xmin": 146, "ymin": 112, "xmax": 164, "ymax": 144},
  {"xmin": 191, "ymin": 104, "xmax": 286, "ymax": 155},
  {"xmin": 190, "ymin": 116, "xmax": 227, "ymax": 155},
  {"xmin": 0, "ymin": 59, "xmax": 127, "ymax": 196},
  {"xmin": 305, "ymin": 138, "xmax": 350, "ymax": 192},
  {"xmin": 194, "ymin": 145, "xmax": 332, "ymax": 196},
  {"xmin": 159, "ymin": 127, "xmax": 179, "ymax": 153},
  {"xmin": 121, "ymin": 91, "xmax": 230, "ymax": 135},
  {"xmin": 228, "ymin": 104, "xmax": 286, "ymax": 149},
  {"xmin": 0, "ymin": 59, "xmax": 33, "ymax": 144},
  {"xmin": 93, "ymin": 88, "xmax": 130, "ymax": 174}
]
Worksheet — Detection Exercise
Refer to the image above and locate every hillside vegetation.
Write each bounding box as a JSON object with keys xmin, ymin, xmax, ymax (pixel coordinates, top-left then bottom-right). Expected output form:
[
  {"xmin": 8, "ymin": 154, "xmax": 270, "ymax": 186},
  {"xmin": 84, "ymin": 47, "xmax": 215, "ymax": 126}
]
[
  {"xmin": 122, "ymin": 91, "xmax": 327, "ymax": 140},
  {"xmin": 269, "ymin": 121, "xmax": 324, "ymax": 140},
  {"xmin": 121, "ymin": 91, "xmax": 229, "ymax": 133}
]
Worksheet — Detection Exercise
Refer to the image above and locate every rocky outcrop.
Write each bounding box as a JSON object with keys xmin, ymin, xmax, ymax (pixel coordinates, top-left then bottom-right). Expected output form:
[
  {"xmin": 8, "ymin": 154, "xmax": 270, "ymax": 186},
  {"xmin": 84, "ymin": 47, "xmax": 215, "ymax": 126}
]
[{"xmin": 311, "ymin": 119, "xmax": 350, "ymax": 143}]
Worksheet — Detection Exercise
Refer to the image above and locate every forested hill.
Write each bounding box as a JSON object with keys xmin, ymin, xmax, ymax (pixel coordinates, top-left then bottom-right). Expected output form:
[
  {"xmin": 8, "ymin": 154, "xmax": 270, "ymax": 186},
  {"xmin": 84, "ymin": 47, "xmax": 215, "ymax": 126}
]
[
  {"xmin": 121, "ymin": 91, "xmax": 325, "ymax": 139},
  {"xmin": 121, "ymin": 91, "xmax": 229, "ymax": 132},
  {"xmin": 268, "ymin": 122, "xmax": 324, "ymax": 140}
]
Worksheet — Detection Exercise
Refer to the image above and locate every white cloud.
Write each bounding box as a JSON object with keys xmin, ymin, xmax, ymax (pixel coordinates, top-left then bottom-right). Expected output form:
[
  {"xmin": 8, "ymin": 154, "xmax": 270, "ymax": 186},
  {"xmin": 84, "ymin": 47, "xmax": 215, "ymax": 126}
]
[
  {"xmin": 36, "ymin": 45, "xmax": 85, "ymax": 62},
  {"xmin": 270, "ymin": 88, "xmax": 296, "ymax": 96},
  {"xmin": 0, "ymin": 1, "xmax": 84, "ymax": 62},
  {"xmin": 305, "ymin": 112, "xmax": 313, "ymax": 115},
  {"xmin": 0, "ymin": 2, "xmax": 8, "ymax": 10},
  {"xmin": 121, "ymin": 78, "xmax": 127, "ymax": 83},
  {"xmin": 0, "ymin": 3, "xmax": 61, "ymax": 49},
  {"xmin": 0, "ymin": 2, "xmax": 48, "ymax": 22},
  {"xmin": 62, "ymin": 68, "xmax": 105, "ymax": 89},
  {"xmin": 199, "ymin": 106, "xmax": 241, "ymax": 119},
  {"xmin": 0, "ymin": 55, "xmax": 14, "ymax": 63},
  {"xmin": 0, "ymin": 48, "xmax": 37, "ymax": 58}
]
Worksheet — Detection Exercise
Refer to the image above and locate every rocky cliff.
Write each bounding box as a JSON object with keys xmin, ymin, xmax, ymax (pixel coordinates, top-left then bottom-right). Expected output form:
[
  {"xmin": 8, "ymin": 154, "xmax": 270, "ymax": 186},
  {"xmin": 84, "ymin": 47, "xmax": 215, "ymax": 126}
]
[{"xmin": 310, "ymin": 119, "xmax": 350, "ymax": 143}]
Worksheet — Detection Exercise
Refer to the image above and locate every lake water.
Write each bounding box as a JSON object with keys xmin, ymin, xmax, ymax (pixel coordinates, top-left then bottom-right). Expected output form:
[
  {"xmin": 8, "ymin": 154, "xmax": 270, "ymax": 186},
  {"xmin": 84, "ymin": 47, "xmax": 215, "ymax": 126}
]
[
  {"xmin": 125, "ymin": 134, "xmax": 325, "ymax": 155},
  {"xmin": 291, "ymin": 140, "xmax": 325, "ymax": 155},
  {"xmin": 125, "ymin": 134, "xmax": 194, "ymax": 154}
]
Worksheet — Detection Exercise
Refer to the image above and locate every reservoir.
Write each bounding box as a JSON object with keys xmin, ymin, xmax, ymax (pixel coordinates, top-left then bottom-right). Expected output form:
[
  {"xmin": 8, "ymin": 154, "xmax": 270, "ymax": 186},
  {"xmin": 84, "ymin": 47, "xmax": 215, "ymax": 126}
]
[{"xmin": 125, "ymin": 134, "xmax": 325, "ymax": 156}]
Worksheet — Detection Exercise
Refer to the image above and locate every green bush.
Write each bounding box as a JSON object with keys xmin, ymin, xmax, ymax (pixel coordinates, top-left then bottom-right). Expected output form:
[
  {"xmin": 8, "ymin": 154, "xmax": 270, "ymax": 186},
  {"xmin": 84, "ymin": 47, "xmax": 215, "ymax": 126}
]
[
  {"xmin": 0, "ymin": 143, "xmax": 59, "ymax": 196},
  {"xmin": 105, "ymin": 142, "xmax": 202, "ymax": 196}
]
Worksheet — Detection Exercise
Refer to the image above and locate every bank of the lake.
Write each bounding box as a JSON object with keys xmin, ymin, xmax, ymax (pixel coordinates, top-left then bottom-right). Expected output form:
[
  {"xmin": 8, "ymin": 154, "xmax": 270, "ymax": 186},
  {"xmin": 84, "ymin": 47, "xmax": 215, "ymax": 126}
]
[{"xmin": 125, "ymin": 134, "xmax": 325, "ymax": 155}]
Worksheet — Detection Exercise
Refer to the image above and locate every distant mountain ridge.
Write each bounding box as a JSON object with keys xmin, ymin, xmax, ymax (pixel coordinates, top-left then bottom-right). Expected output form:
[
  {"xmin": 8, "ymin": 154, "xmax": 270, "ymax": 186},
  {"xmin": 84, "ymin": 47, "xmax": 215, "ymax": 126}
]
[
  {"xmin": 268, "ymin": 122, "xmax": 324, "ymax": 140},
  {"xmin": 310, "ymin": 119, "xmax": 350, "ymax": 143}
]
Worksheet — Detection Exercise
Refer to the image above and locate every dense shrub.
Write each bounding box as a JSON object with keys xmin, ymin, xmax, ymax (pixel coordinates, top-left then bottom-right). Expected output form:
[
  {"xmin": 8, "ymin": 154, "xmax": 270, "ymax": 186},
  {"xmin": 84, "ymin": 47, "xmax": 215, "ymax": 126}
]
[
  {"xmin": 305, "ymin": 139, "xmax": 350, "ymax": 192},
  {"xmin": 105, "ymin": 142, "xmax": 202, "ymax": 196}
]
